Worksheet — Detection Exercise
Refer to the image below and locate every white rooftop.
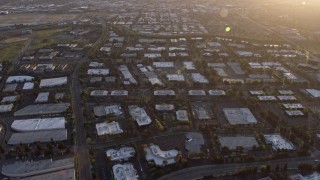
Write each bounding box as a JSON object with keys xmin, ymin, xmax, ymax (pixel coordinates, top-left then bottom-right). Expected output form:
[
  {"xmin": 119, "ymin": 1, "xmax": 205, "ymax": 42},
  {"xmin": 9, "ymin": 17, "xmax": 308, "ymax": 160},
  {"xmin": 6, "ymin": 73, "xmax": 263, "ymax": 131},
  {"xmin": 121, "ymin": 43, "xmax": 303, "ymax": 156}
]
[
  {"xmin": 1, "ymin": 95, "xmax": 18, "ymax": 103},
  {"xmin": 282, "ymin": 103, "xmax": 303, "ymax": 109},
  {"xmin": 35, "ymin": 92, "xmax": 50, "ymax": 103},
  {"xmin": 87, "ymin": 69, "xmax": 109, "ymax": 75},
  {"xmin": 39, "ymin": 77, "xmax": 67, "ymax": 88},
  {"xmin": 11, "ymin": 117, "xmax": 65, "ymax": 132},
  {"xmin": 183, "ymin": 61, "xmax": 196, "ymax": 70},
  {"xmin": 191, "ymin": 73, "xmax": 209, "ymax": 83},
  {"xmin": 154, "ymin": 90, "xmax": 175, "ymax": 96},
  {"xmin": 167, "ymin": 74, "xmax": 185, "ymax": 81},
  {"xmin": 277, "ymin": 96, "xmax": 297, "ymax": 101},
  {"xmin": 90, "ymin": 90, "xmax": 108, "ymax": 97},
  {"xmin": 153, "ymin": 62, "xmax": 174, "ymax": 68},
  {"xmin": 264, "ymin": 134, "xmax": 295, "ymax": 150},
  {"xmin": 176, "ymin": 110, "xmax": 189, "ymax": 121},
  {"xmin": 89, "ymin": 62, "xmax": 104, "ymax": 67},
  {"xmin": 155, "ymin": 104, "xmax": 174, "ymax": 111},
  {"xmin": 208, "ymin": 90, "xmax": 226, "ymax": 96},
  {"xmin": 145, "ymin": 144, "xmax": 178, "ymax": 166},
  {"xmin": 106, "ymin": 147, "xmax": 136, "ymax": 161},
  {"xmin": 305, "ymin": 89, "xmax": 320, "ymax": 98},
  {"xmin": 129, "ymin": 105, "xmax": 152, "ymax": 126},
  {"xmin": 112, "ymin": 163, "xmax": 139, "ymax": 180},
  {"xmin": 188, "ymin": 90, "xmax": 206, "ymax": 96},
  {"xmin": 0, "ymin": 104, "xmax": 14, "ymax": 113},
  {"xmin": 257, "ymin": 96, "xmax": 277, "ymax": 101},
  {"xmin": 250, "ymin": 90, "xmax": 265, "ymax": 95},
  {"xmin": 22, "ymin": 82, "xmax": 34, "ymax": 90},
  {"xmin": 6, "ymin": 76, "xmax": 34, "ymax": 84},
  {"xmin": 278, "ymin": 90, "xmax": 294, "ymax": 95},
  {"xmin": 95, "ymin": 121, "xmax": 123, "ymax": 136},
  {"xmin": 286, "ymin": 110, "xmax": 304, "ymax": 116},
  {"xmin": 111, "ymin": 90, "xmax": 128, "ymax": 96}
]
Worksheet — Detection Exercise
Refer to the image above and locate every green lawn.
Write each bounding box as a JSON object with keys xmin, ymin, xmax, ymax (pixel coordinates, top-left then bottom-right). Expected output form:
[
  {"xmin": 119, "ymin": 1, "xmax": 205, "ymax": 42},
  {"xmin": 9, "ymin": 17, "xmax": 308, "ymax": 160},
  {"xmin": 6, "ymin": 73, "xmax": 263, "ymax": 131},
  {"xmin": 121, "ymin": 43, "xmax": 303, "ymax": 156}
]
[
  {"xmin": 0, "ymin": 41, "xmax": 26, "ymax": 62},
  {"xmin": 29, "ymin": 27, "xmax": 71, "ymax": 50}
]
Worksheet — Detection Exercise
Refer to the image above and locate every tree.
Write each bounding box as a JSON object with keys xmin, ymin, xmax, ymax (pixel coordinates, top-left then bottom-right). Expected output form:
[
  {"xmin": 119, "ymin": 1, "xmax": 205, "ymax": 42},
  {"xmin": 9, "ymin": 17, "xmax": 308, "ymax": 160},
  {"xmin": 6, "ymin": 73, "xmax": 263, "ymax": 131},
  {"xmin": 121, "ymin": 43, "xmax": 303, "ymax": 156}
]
[{"xmin": 282, "ymin": 163, "xmax": 288, "ymax": 172}]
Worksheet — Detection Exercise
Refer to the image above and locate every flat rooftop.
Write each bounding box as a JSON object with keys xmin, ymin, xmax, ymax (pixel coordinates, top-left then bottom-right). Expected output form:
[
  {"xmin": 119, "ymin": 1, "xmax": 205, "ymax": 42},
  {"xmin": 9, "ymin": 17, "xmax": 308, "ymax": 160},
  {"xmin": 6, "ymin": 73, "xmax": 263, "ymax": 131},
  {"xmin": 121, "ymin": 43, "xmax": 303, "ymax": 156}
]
[
  {"xmin": 264, "ymin": 134, "xmax": 295, "ymax": 150},
  {"xmin": 189, "ymin": 90, "xmax": 206, "ymax": 96},
  {"xmin": 93, "ymin": 105, "xmax": 123, "ymax": 117},
  {"xmin": 11, "ymin": 117, "xmax": 65, "ymax": 132},
  {"xmin": 185, "ymin": 132, "xmax": 205, "ymax": 154},
  {"xmin": 145, "ymin": 144, "xmax": 178, "ymax": 166},
  {"xmin": 306, "ymin": 89, "xmax": 320, "ymax": 98},
  {"xmin": 223, "ymin": 108, "xmax": 257, "ymax": 125},
  {"xmin": 95, "ymin": 121, "xmax": 123, "ymax": 136},
  {"xmin": 155, "ymin": 104, "xmax": 174, "ymax": 111},
  {"xmin": 14, "ymin": 103, "xmax": 70, "ymax": 116},
  {"xmin": 22, "ymin": 168, "xmax": 75, "ymax": 180},
  {"xmin": 8, "ymin": 129, "xmax": 67, "ymax": 145},
  {"xmin": 176, "ymin": 110, "xmax": 189, "ymax": 121},
  {"xmin": 106, "ymin": 147, "xmax": 136, "ymax": 161},
  {"xmin": 2, "ymin": 158, "xmax": 74, "ymax": 178},
  {"xmin": 208, "ymin": 90, "xmax": 226, "ymax": 96},
  {"xmin": 129, "ymin": 106, "xmax": 152, "ymax": 126},
  {"xmin": 154, "ymin": 90, "xmax": 175, "ymax": 96},
  {"xmin": 39, "ymin": 77, "xmax": 67, "ymax": 88},
  {"xmin": 111, "ymin": 90, "xmax": 128, "ymax": 96},
  {"xmin": 112, "ymin": 163, "xmax": 139, "ymax": 180},
  {"xmin": 219, "ymin": 136, "xmax": 258, "ymax": 150}
]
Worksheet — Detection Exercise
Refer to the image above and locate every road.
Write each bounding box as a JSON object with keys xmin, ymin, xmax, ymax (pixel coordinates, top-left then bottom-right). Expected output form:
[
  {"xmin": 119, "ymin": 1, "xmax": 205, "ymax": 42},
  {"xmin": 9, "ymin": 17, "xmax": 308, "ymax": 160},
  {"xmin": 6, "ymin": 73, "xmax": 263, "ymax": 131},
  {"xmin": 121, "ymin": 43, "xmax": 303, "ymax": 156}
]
[
  {"xmin": 159, "ymin": 156, "xmax": 318, "ymax": 180},
  {"xmin": 71, "ymin": 18, "xmax": 106, "ymax": 180},
  {"xmin": 91, "ymin": 131, "xmax": 195, "ymax": 150}
]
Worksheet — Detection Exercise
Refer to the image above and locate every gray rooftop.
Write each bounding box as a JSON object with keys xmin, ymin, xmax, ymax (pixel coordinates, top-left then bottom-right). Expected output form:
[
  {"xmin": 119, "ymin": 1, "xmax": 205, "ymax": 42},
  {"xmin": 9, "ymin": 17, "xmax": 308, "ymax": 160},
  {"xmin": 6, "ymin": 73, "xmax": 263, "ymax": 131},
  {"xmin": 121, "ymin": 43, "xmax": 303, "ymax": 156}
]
[
  {"xmin": 223, "ymin": 108, "xmax": 257, "ymax": 125},
  {"xmin": 22, "ymin": 168, "xmax": 75, "ymax": 180},
  {"xmin": 14, "ymin": 103, "xmax": 70, "ymax": 116},
  {"xmin": 8, "ymin": 129, "xmax": 67, "ymax": 145},
  {"xmin": 2, "ymin": 158, "xmax": 74, "ymax": 177},
  {"xmin": 185, "ymin": 133, "xmax": 205, "ymax": 154},
  {"xmin": 219, "ymin": 136, "xmax": 258, "ymax": 150}
]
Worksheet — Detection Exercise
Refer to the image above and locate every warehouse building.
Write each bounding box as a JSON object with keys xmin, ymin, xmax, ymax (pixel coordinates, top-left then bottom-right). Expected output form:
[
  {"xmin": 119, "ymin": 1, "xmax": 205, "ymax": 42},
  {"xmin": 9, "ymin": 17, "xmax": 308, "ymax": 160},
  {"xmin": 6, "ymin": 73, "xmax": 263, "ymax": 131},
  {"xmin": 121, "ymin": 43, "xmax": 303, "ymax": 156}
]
[
  {"xmin": 0, "ymin": 104, "xmax": 14, "ymax": 113},
  {"xmin": 144, "ymin": 144, "xmax": 178, "ymax": 166},
  {"xmin": 35, "ymin": 92, "xmax": 50, "ymax": 103},
  {"xmin": 264, "ymin": 134, "xmax": 295, "ymax": 151},
  {"xmin": 106, "ymin": 147, "xmax": 136, "ymax": 161},
  {"xmin": 154, "ymin": 90, "xmax": 175, "ymax": 96},
  {"xmin": 176, "ymin": 110, "xmax": 189, "ymax": 121},
  {"xmin": 11, "ymin": 117, "xmax": 65, "ymax": 132},
  {"xmin": 95, "ymin": 121, "xmax": 123, "ymax": 136},
  {"xmin": 14, "ymin": 103, "xmax": 70, "ymax": 116},
  {"xmin": 8, "ymin": 129, "xmax": 67, "ymax": 145},
  {"xmin": 112, "ymin": 163, "xmax": 139, "ymax": 180},
  {"xmin": 219, "ymin": 136, "xmax": 259, "ymax": 151},
  {"xmin": 93, "ymin": 105, "xmax": 123, "ymax": 117},
  {"xmin": 155, "ymin": 104, "xmax": 174, "ymax": 111},
  {"xmin": 6, "ymin": 76, "xmax": 34, "ymax": 84},
  {"xmin": 129, "ymin": 105, "xmax": 152, "ymax": 126},
  {"xmin": 1, "ymin": 158, "xmax": 74, "ymax": 178},
  {"xmin": 1, "ymin": 95, "xmax": 18, "ymax": 104},
  {"xmin": 39, "ymin": 77, "xmax": 67, "ymax": 88},
  {"xmin": 223, "ymin": 108, "xmax": 257, "ymax": 125}
]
